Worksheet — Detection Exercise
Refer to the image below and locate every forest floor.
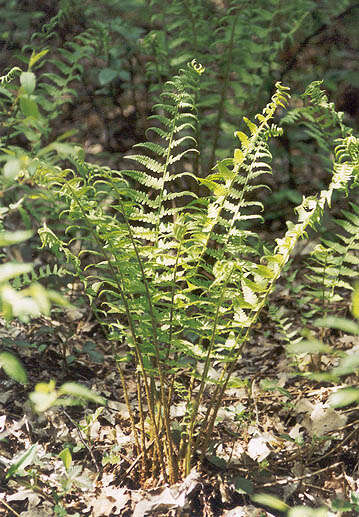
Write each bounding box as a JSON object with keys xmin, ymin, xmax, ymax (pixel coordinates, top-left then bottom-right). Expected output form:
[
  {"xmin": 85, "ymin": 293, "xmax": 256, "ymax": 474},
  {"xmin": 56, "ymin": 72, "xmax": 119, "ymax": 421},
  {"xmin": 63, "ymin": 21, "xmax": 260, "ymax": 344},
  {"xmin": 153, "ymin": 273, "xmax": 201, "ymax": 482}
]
[{"xmin": 1, "ymin": 274, "xmax": 359, "ymax": 517}]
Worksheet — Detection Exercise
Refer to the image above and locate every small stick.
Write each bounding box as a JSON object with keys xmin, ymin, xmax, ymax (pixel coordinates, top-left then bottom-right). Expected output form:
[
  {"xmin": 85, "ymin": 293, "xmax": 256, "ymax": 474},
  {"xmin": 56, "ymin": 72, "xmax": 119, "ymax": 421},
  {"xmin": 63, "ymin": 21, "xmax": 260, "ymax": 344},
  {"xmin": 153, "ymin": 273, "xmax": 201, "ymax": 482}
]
[
  {"xmin": 1, "ymin": 499, "xmax": 21, "ymax": 516},
  {"xmin": 61, "ymin": 410, "xmax": 100, "ymax": 473}
]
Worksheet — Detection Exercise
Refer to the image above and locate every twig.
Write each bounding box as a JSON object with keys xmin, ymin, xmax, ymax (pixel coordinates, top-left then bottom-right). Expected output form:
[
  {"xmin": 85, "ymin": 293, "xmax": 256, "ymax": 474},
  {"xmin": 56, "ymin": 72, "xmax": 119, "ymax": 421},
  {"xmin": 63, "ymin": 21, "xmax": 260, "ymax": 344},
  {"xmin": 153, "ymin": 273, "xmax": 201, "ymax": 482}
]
[
  {"xmin": 261, "ymin": 461, "xmax": 341, "ymax": 487},
  {"xmin": 0, "ymin": 500, "xmax": 21, "ymax": 517},
  {"xmin": 118, "ymin": 439, "xmax": 155, "ymax": 483},
  {"xmin": 61, "ymin": 409, "xmax": 100, "ymax": 473},
  {"xmin": 309, "ymin": 424, "xmax": 359, "ymax": 466}
]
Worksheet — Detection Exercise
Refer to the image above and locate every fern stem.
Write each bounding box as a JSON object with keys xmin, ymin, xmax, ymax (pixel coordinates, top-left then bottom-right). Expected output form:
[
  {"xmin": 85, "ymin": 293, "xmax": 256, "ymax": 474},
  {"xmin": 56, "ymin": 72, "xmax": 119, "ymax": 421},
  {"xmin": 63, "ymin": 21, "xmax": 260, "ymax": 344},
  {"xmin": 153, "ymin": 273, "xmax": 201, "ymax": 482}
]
[
  {"xmin": 63, "ymin": 179, "xmax": 169, "ymax": 481},
  {"xmin": 137, "ymin": 373, "xmax": 148, "ymax": 480},
  {"xmin": 116, "ymin": 357, "xmax": 141, "ymax": 456},
  {"xmin": 184, "ymin": 275, "xmax": 230, "ymax": 475},
  {"xmin": 104, "ymin": 173, "xmax": 178, "ymax": 482}
]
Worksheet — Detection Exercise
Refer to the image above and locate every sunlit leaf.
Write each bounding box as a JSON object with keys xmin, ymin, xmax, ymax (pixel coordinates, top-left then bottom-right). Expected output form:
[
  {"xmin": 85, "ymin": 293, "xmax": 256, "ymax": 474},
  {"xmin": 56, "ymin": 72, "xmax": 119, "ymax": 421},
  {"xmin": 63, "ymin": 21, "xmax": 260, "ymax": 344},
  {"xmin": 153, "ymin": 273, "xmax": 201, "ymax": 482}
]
[
  {"xmin": 315, "ymin": 317, "xmax": 359, "ymax": 335},
  {"xmin": 329, "ymin": 388, "xmax": 359, "ymax": 408},
  {"xmin": 20, "ymin": 71, "xmax": 36, "ymax": 94},
  {"xmin": 287, "ymin": 339, "xmax": 333, "ymax": 355},
  {"xmin": 251, "ymin": 493, "xmax": 289, "ymax": 511},
  {"xmin": 60, "ymin": 382, "xmax": 106, "ymax": 405},
  {"xmin": 29, "ymin": 49, "xmax": 48, "ymax": 69},
  {"xmin": 0, "ymin": 262, "xmax": 32, "ymax": 282},
  {"xmin": 0, "ymin": 352, "xmax": 28, "ymax": 384},
  {"xmin": 59, "ymin": 447, "xmax": 72, "ymax": 472},
  {"xmin": 19, "ymin": 94, "xmax": 40, "ymax": 118},
  {"xmin": 3, "ymin": 159, "xmax": 22, "ymax": 180},
  {"xmin": 352, "ymin": 283, "xmax": 359, "ymax": 320}
]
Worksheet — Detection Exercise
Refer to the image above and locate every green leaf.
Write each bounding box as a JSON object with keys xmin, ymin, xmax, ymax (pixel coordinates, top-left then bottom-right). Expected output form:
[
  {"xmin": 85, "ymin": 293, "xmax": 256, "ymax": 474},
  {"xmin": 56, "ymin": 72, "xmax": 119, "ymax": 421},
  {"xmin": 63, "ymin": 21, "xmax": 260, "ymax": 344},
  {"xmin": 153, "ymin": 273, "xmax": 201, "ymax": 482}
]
[
  {"xmin": 315, "ymin": 317, "xmax": 359, "ymax": 335},
  {"xmin": 47, "ymin": 290, "xmax": 71, "ymax": 308},
  {"xmin": 235, "ymin": 131, "xmax": 249, "ymax": 148},
  {"xmin": 99, "ymin": 68, "xmax": 118, "ymax": 85},
  {"xmin": 217, "ymin": 161, "xmax": 234, "ymax": 181},
  {"xmin": 234, "ymin": 148, "xmax": 244, "ymax": 165},
  {"xmin": 332, "ymin": 353, "xmax": 359, "ymax": 376},
  {"xmin": 29, "ymin": 49, "xmax": 48, "ymax": 69},
  {"xmin": 6, "ymin": 444, "xmax": 38, "ymax": 479},
  {"xmin": 251, "ymin": 493, "xmax": 289, "ymax": 512},
  {"xmin": 60, "ymin": 382, "xmax": 106, "ymax": 405},
  {"xmin": 233, "ymin": 477, "xmax": 254, "ymax": 495},
  {"xmin": 29, "ymin": 380, "xmax": 58, "ymax": 412},
  {"xmin": 243, "ymin": 117, "xmax": 258, "ymax": 136},
  {"xmin": 19, "ymin": 94, "xmax": 40, "ymax": 118},
  {"xmin": 286, "ymin": 339, "xmax": 333, "ymax": 355},
  {"xmin": 329, "ymin": 388, "xmax": 359, "ymax": 408},
  {"xmin": 0, "ymin": 352, "xmax": 28, "ymax": 384},
  {"xmin": 0, "ymin": 230, "xmax": 33, "ymax": 246},
  {"xmin": 59, "ymin": 447, "xmax": 72, "ymax": 472},
  {"xmin": 0, "ymin": 263, "xmax": 33, "ymax": 283},
  {"xmin": 20, "ymin": 72, "xmax": 36, "ymax": 94},
  {"xmin": 352, "ymin": 283, "xmax": 359, "ymax": 320},
  {"xmin": 4, "ymin": 159, "xmax": 21, "ymax": 180}
]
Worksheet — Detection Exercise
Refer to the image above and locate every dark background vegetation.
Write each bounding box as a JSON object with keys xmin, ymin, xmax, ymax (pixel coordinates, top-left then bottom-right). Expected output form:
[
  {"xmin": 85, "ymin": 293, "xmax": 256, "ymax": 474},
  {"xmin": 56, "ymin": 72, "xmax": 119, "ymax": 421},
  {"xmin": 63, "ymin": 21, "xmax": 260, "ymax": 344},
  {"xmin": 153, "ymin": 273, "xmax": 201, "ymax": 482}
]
[{"xmin": 2, "ymin": 0, "xmax": 359, "ymax": 205}]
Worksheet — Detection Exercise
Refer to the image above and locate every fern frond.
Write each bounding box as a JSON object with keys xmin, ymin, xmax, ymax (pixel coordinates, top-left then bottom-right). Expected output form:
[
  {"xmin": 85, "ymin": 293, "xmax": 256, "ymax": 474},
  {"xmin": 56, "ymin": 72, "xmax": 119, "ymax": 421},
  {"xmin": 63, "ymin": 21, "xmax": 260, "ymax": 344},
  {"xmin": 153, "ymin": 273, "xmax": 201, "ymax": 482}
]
[
  {"xmin": 0, "ymin": 67, "xmax": 22, "ymax": 86},
  {"xmin": 12, "ymin": 264, "xmax": 68, "ymax": 289}
]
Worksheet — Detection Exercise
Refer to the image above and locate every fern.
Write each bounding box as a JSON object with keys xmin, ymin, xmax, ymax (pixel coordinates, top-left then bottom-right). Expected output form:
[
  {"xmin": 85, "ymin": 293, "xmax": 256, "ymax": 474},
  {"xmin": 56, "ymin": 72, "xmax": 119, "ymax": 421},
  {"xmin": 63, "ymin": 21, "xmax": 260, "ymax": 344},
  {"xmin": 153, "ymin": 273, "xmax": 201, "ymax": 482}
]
[
  {"xmin": 12, "ymin": 263, "xmax": 68, "ymax": 290},
  {"xmin": 269, "ymin": 303, "xmax": 303, "ymax": 349},
  {"xmin": 34, "ymin": 76, "xmax": 349, "ymax": 480},
  {"xmin": 305, "ymin": 202, "xmax": 359, "ymax": 313},
  {"xmin": 0, "ymin": 67, "xmax": 22, "ymax": 86}
]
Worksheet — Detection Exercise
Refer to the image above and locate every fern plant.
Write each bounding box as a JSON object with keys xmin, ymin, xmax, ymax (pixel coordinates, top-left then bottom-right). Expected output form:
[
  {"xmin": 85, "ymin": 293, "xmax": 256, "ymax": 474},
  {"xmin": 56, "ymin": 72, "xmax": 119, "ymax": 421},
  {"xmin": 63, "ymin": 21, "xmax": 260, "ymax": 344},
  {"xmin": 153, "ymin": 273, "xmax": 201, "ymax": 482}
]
[
  {"xmin": 297, "ymin": 84, "xmax": 359, "ymax": 324},
  {"xmin": 290, "ymin": 153, "xmax": 359, "ymax": 372},
  {"xmin": 31, "ymin": 71, "xmax": 359, "ymax": 486}
]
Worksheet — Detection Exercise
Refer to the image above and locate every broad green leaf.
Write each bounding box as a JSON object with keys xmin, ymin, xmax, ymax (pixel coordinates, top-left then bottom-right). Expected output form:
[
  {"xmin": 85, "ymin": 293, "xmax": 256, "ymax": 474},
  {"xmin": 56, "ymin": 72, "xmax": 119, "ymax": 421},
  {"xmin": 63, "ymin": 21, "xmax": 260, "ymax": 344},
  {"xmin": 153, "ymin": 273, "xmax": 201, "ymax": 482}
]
[
  {"xmin": 47, "ymin": 290, "xmax": 71, "ymax": 308},
  {"xmin": 332, "ymin": 353, "xmax": 359, "ymax": 376},
  {"xmin": 19, "ymin": 94, "xmax": 40, "ymax": 118},
  {"xmin": 352, "ymin": 283, "xmax": 359, "ymax": 320},
  {"xmin": 60, "ymin": 382, "xmax": 106, "ymax": 405},
  {"xmin": 4, "ymin": 159, "xmax": 21, "ymax": 180},
  {"xmin": 20, "ymin": 72, "xmax": 36, "ymax": 94},
  {"xmin": 6, "ymin": 444, "xmax": 38, "ymax": 479},
  {"xmin": 99, "ymin": 68, "xmax": 118, "ymax": 85},
  {"xmin": 287, "ymin": 339, "xmax": 333, "ymax": 355},
  {"xmin": 255, "ymin": 264, "xmax": 275, "ymax": 279},
  {"xmin": 315, "ymin": 317, "xmax": 359, "ymax": 335},
  {"xmin": 0, "ymin": 230, "xmax": 33, "ymax": 246},
  {"xmin": 30, "ymin": 382, "xmax": 58, "ymax": 412},
  {"xmin": 59, "ymin": 447, "xmax": 72, "ymax": 472},
  {"xmin": 329, "ymin": 388, "xmax": 359, "ymax": 408},
  {"xmin": 0, "ymin": 284, "xmax": 42, "ymax": 321},
  {"xmin": 233, "ymin": 477, "xmax": 254, "ymax": 495},
  {"xmin": 251, "ymin": 493, "xmax": 289, "ymax": 512},
  {"xmin": 0, "ymin": 352, "xmax": 27, "ymax": 384},
  {"xmin": 25, "ymin": 283, "xmax": 50, "ymax": 316}
]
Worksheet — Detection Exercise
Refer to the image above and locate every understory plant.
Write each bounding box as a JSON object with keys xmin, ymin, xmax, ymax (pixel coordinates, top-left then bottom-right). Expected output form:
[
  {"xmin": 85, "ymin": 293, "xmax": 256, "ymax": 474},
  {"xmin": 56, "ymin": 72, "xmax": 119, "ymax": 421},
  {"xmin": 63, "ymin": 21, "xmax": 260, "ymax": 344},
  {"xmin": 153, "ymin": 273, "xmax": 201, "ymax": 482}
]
[{"xmin": 29, "ymin": 63, "xmax": 359, "ymax": 485}]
